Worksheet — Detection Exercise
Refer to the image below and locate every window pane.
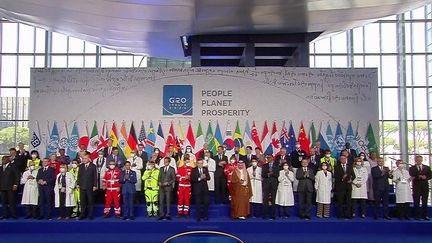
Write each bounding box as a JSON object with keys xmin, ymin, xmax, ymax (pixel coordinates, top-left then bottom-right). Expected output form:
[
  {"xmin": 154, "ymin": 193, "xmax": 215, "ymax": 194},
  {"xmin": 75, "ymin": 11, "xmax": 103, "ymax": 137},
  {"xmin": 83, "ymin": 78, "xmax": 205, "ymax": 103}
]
[
  {"xmin": 331, "ymin": 32, "xmax": 347, "ymax": 53},
  {"xmin": 18, "ymin": 56, "xmax": 33, "ymax": 86},
  {"xmin": 380, "ymin": 121, "xmax": 400, "ymax": 155},
  {"xmin": 101, "ymin": 55, "xmax": 117, "ymax": 67},
  {"xmin": 405, "ymin": 23, "xmax": 412, "ymax": 53},
  {"xmin": 117, "ymin": 55, "xmax": 133, "ymax": 67},
  {"xmin": 84, "ymin": 55, "xmax": 96, "ymax": 67},
  {"xmin": 52, "ymin": 32, "xmax": 68, "ymax": 53},
  {"xmin": 405, "ymin": 55, "xmax": 413, "ymax": 86},
  {"xmin": 313, "ymin": 37, "xmax": 330, "ymax": 54},
  {"xmin": 412, "ymin": 55, "xmax": 426, "ymax": 86},
  {"xmin": 331, "ymin": 56, "xmax": 348, "ymax": 67},
  {"xmin": 68, "ymin": 37, "xmax": 84, "ymax": 53},
  {"xmin": 309, "ymin": 56, "xmax": 315, "ymax": 67},
  {"xmin": 1, "ymin": 56, "xmax": 17, "ymax": 86},
  {"xmin": 314, "ymin": 56, "xmax": 331, "ymax": 67},
  {"xmin": 0, "ymin": 123, "xmax": 17, "ymax": 154},
  {"xmin": 407, "ymin": 88, "xmax": 413, "ymax": 120},
  {"xmin": 381, "ymin": 56, "xmax": 397, "ymax": 86},
  {"xmin": 412, "ymin": 23, "xmax": 426, "ymax": 53},
  {"xmin": 381, "ymin": 23, "xmax": 396, "ymax": 53},
  {"xmin": 408, "ymin": 121, "xmax": 429, "ymax": 154},
  {"xmin": 353, "ymin": 27, "xmax": 364, "ymax": 53},
  {"xmin": 412, "ymin": 6, "xmax": 425, "ymax": 20},
  {"xmin": 413, "ymin": 88, "xmax": 427, "ymax": 120},
  {"xmin": 101, "ymin": 47, "xmax": 116, "ymax": 54},
  {"xmin": 0, "ymin": 88, "xmax": 17, "ymax": 120},
  {"xmin": 35, "ymin": 55, "xmax": 45, "ymax": 68},
  {"xmin": 51, "ymin": 56, "xmax": 67, "ymax": 68},
  {"xmin": 353, "ymin": 55, "xmax": 364, "ymax": 67},
  {"xmin": 1, "ymin": 23, "xmax": 18, "ymax": 53},
  {"xmin": 85, "ymin": 42, "xmax": 97, "ymax": 54},
  {"xmin": 381, "ymin": 88, "xmax": 399, "ymax": 120},
  {"xmin": 35, "ymin": 28, "xmax": 46, "ymax": 54},
  {"xmin": 134, "ymin": 56, "xmax": 147, "ymax": 67},
  {"xmin": 68, "ymin": 55, "xmax": 84, "ymax": 68},
  {"xmin": 364, "ymin": 23, "xmax": 380, "ymax": 53},
  {"xmin": 19, "ymin": 24, "xmax": 34, "ymax": 53}
]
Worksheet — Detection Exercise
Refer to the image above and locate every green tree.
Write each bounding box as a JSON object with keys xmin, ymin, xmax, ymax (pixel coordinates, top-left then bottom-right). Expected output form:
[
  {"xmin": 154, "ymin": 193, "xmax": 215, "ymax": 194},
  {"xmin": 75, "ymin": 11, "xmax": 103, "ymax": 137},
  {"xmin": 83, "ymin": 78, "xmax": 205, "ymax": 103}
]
[
  {"xmin": 379, "ymin": 122, "xmax": 399, "ymax": 153},
  {"xmin": 408, "ymin": 122, "xmax": 429, "ymax": 153},
  {"xmin": 0, "ymin": 126, "xmax": 29, "ymax": 153}
]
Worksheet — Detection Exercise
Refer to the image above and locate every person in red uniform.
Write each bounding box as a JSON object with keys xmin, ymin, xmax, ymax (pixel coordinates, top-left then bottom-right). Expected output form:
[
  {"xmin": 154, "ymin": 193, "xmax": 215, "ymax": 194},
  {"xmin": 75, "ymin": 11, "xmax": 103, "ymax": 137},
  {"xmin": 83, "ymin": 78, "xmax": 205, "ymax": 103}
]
[
  {"xmin": 48, "ymin": 153, "xmax": 61, "ymax": 175},
  {"xmin": 102, "ymin": 160, "xmax": 121, "ymax": 218},
  {"xmin": 176, "ymin": 157, "xmax": 193, "ymax": 217},
  {"xmin": 224, "ymin": 155, "xmax": 238, "ymax": 198}
]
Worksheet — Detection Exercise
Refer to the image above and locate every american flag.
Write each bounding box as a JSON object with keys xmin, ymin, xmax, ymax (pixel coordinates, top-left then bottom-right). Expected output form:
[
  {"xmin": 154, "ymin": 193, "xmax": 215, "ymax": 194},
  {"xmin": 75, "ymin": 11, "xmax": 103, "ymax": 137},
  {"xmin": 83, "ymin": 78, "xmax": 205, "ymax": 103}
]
[{"xmin": 138, "ymin": 122, "xmax": 147, "ymax": 146}]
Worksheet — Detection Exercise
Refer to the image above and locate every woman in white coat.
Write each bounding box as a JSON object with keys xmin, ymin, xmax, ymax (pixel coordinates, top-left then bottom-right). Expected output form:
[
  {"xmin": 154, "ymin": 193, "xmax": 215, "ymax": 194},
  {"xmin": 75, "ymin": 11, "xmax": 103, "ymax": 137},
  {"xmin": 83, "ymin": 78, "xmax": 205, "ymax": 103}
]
[
  {"xmin": 247, "ymin": 158, "xmax": 263, "ymax": 218},
  {"xmin": 54, "ymin": 164, "xmax": 76, "ymax": 219},
  {"xmin": 21, "ymin": 161, "xmax": 39, "ymax": 219},
  {"xmin": 351, "ymin": 158, "xmax": 369, "ymax": 218},
  {"xmin": 276, "ymin": 162, "xmax": 295, "ymax": 218},
  {"xmin": 393, "ymin": 159, "xmax": 413, "ymax": 220},
  {"xmin": 315, "ymin": 162, "xmax": 333, "ymax": 218}
]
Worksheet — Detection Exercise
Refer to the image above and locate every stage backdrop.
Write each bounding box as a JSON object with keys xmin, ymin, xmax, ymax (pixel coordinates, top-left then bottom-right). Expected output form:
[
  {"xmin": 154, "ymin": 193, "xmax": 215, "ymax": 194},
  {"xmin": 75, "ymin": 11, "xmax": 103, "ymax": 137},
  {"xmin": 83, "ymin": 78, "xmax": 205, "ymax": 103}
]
[{"xmin": 29, "ymin": 67, "xmax": 379, "ymax": 159}]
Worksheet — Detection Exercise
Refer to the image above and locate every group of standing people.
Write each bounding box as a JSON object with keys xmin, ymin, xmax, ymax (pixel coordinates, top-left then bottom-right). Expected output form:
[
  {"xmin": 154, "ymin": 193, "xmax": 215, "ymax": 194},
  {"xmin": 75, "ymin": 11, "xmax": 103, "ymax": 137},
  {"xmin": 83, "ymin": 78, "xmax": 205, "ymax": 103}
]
[{"xmin": 0, "ymin": 140, "xmax": 431, "ymax": 222}]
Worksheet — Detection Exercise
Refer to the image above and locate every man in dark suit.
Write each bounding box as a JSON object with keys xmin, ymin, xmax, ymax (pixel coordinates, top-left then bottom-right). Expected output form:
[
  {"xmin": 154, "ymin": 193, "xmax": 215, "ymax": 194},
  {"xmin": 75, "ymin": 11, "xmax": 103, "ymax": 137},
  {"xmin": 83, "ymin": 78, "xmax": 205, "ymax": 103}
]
[
  {"xmin": 296, "ymin": 158, "xmax": 315, "ymax": 220},
  {"xmin": 77, "ymin": 154, "xmax": 97, "ymax": 220},
  {"xmin": 0, "ymin": 156, "xmax": 20, "ymax": 219},
  {"xmin": 197, "ymin": 143, "xmax": 213, "ymax": 160},
  {"xmin": 137, "ymin": 144, "xmax": 148, "ymax": 168},
  {"xmin": 103, "ymin": 138, "xmax": 114, "ymax": 157},
  {"xmin": 17, "ymin": 142, "xmax": 31, "ymax": 172},
  {"xmin": 334, "ymin": 155, "xmax": 355, "ymax": 219},
  {"xmin": 312, "ymin": 140, "xmax": 326, "ymax": 159},
  {"xmin": 120, "ymin": 161, "xmax": 138, "ymax": 220},
  {"xmin": 233, "ymin": 146, "xmax": 246, "ymax": 163},
  {"xmin": 191, "ymin": 158, "xmax": 211, "ymax": 222},
  {"xmin": 290, "ymin": 142, "xmax": 307, "ymax": 168},
  {"xmin": 106, "ymin": 147, "xmax": 124, "ymax": 169},
  {"xmin": 409, "ymin": 155, "xmax": 432, "ymax": 220},
  {"xmin": 344, "ymin": 143, "xmax": 357, "ymax": 165},
  {"xmin": 36, "ymin": 158, "xmax": 55, "ymax": 220},
  {"xmin": 372, "ymin": 157, "xmax": 392, "ymax": 220},
  {"xmin": 158, "ymin": 157, "xmax": 176, "ymax": 220},
  {"xmin": 308, "ymin": 148, "xmax": 321, "ymax": 173},
  {"xmin": 243, "ymin": 146, "xmax": 256, "ymax": 168},
  {"xmin": 275, "ymin": 147, "xmax": 291, "ymax": 167},
  {"xmin": 261, "ymin": 155, "xmax": 279, "ymax": 219},
  {"xmin": 213, "ymin": 146, "xmax": 228, "ymax": 204}
]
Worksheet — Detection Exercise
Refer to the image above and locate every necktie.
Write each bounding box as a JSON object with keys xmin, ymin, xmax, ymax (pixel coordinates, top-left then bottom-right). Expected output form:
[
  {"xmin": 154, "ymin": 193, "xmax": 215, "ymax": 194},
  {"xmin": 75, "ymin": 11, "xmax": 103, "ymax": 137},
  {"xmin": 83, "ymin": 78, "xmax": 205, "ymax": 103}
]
[
  {"xmin": 380, "ymin": 166, "xmax": 383, "ymax": 171},
  {"xmin": 199, "ymin": 168, "xmax": 202, "ymax": 175},
  {"xmin": 343, "ymin": 165, "xmax": 346, "ymax": 173},
  {"xmin": 165, "ymin": 167, "xmax": 168, "ymax": 173},
  {"xmin": 127, "ymin": 170, "xmax": 129, "ymax": 175},
  {"xmin": 419, "ymin": 166, "xmax": 422, "ymax": 171},
  {"xmin": 219, "ymin": 155, "xmax": 222, "ymax": 160},
  {"xmin": 114, "ymin": 155, "xmax": 117, "ymax": 161},
  {"xmin": 108, "ymin": 147, "xmax": 112, "ymax": 155}
]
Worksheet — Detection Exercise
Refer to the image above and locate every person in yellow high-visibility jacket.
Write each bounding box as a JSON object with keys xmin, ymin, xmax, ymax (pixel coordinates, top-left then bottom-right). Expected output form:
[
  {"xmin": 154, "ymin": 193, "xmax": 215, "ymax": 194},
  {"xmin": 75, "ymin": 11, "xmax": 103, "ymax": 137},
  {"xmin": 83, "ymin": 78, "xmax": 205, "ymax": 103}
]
[
  {"xmin": 142, "ymin": 161, "xmax": 160, "ymax": 217},
  {"xmin": 69, "ymin": 160, "xmax": 80, "ymax": 218},
  {"xmin": 320, "ymin": 150, "xmax": 336, "ymax": 173}
]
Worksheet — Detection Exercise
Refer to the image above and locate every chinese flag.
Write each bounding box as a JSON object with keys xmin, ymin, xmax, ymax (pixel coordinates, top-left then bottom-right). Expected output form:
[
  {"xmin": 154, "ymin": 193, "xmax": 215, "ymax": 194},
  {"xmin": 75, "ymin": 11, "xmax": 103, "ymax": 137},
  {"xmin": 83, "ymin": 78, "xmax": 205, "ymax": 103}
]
[{"xmin": 298, "ymin": 122, "xmax": 310, "ymax": 155}]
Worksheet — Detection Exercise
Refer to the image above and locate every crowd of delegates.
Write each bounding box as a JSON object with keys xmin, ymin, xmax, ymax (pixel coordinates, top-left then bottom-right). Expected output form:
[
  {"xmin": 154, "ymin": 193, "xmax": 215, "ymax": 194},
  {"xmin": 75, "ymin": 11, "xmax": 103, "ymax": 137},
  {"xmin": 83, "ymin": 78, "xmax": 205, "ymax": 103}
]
[{"xmin": 0, "ymin": 140, "xmax": 431, "ymax": 222}]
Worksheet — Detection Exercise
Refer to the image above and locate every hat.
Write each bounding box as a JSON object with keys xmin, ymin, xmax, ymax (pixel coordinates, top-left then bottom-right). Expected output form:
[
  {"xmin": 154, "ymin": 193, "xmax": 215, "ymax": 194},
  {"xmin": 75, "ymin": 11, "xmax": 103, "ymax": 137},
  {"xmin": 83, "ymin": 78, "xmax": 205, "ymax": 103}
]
[{"xmin": 238, "ymin": 160, "xmax": 245, "ymax": 164}]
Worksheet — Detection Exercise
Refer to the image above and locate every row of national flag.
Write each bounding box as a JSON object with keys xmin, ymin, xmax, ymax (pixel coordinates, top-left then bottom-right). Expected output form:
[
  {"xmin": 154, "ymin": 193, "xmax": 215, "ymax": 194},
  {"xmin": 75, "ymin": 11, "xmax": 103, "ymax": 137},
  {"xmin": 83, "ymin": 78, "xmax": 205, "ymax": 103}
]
[{"xmin": 31, "ymin": 120, "xmax": 379, "ymax": 161}]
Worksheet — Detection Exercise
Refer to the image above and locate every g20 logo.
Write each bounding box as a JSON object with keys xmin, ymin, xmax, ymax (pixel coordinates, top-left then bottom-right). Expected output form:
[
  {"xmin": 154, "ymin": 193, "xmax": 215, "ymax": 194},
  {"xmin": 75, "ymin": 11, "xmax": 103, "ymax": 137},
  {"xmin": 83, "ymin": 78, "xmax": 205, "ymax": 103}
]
[{"xmin": 163, "ymin": 85, "xmax": 193, "ymax": 116}]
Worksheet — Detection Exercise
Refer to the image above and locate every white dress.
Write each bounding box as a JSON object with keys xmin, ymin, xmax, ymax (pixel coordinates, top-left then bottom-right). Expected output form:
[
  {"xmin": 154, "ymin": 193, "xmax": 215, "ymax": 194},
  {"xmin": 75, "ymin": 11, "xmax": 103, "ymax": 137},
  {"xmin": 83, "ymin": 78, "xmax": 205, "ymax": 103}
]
[
  {"xmin": 276, "ymin": 170, "xmax": 295, "ymax": 206},
  {"xmin": 314, "ymin": 170, "xmax": 333, "ymax": 204},
  {"xmin": 204, "ymin": 158, "xmax": 216, "ymax": 191},
  {"xmin": 21, "ymin": 169, "xmax": 39, "ymax": 205},
  {"xmin": 351, "ymin": 166, "xmax": 368, "ymax": 199},
  {"xmin": 128, "ymin": 156, "xmax": 143, "ymax": 191},
  {"xmin": 54, "ymin": 172, "xmax": 77, "ymax": 207},
  {"xmin": 247, "ymin": 166, "xmax": 263, "ymax": 204},
  {"xmin": 393, "ymin": 169, "xmax": 413, "ymax": 203}
]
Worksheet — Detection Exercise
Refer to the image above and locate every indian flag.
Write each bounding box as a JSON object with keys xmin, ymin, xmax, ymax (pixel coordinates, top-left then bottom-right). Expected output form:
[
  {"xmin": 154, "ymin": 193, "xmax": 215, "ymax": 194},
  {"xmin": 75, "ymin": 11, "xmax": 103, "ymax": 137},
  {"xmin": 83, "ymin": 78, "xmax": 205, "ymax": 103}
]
[{"xmin": 118, "ymin": 121, "xmax": 129, "ymax": 159}]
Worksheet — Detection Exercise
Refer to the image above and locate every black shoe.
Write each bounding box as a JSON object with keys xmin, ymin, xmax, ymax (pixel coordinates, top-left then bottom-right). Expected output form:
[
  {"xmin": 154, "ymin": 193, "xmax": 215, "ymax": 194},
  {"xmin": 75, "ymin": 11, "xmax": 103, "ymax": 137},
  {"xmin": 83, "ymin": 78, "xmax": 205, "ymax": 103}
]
[
  {"xmin": 415, "ymin": 217, "xmax": 421, "ymax": 221},
  {"xmin": 306, "ymin": 216, "xmax": 311, "ymax": 220},
  {"xmin": 271, "ymin": 217, "xmax": 276, "ymax": 220},
  {"xmin": 129, "ymin": 217, "xmax": 135, "ymax": 220},
  {"xmin": 38, "ymin": 216, "xmax": 44, "ymax": 220},
  {"xmin": 196, "ymin": 218, "xmax": 201, "ymax": 222},
  {"xmin": 384, "ymin": 216, "xmax": 392, "ymax": 220},
  {"xmin": 24, "ymin": 216, "xmax": 31, "ymax": 219},
  {"xmin": 158, "ymin": 216, "xmax": 165, "ymax": 220},
  {"xmin": 423, "ymin": 217, "xmax": 430, "ymax": 221},
  {"xmin": 203, "ymin": 217, "xmax": 208, "ymax": 221},
  {"xmin": 123, "ymin": 217, "xmax": 128, "ymax": 220},
  {"xmin": 361, "ymin": 215, "xmax": 366, "ymax": 219},
  {"xmin": 405, "ymin": 216, "xmax": 411, "ymax": 220},
  {"xmin": 78, "ymin": 216, "xmax": 85, "ymax": 220},
  {"xmin": 166, "ymin": 216, "xmax": 172, "ymax": 220}
]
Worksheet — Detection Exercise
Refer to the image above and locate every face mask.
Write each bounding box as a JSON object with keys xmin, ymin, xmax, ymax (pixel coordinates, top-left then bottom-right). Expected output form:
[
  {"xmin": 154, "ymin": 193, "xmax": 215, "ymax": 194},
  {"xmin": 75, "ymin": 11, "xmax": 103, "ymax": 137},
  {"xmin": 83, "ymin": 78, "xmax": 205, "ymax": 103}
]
[
  {"xmin": 283, "ymin": 166, "xmax": 289, "ymax": 170},
  {"xmin": 29, "ymin": 165, "xmax": 35, "ymax": 171},
  {"xmin": 155, "ymin": 150, "xmax": 159, "ymax": 154},
  {"xmin": 186, "ymin": 162, "xmax": 190, "ymax": 167},
  {"xmin": 360, "ymin": 156, "xmax": 365, "ymax": 160},
  {"xmin": 186, "ymin": 149, "xmax": 191, "ymax": 153},
  {"xmin": 356, "ymin": 162, "xmax": 362, "ymax": 166},
  {"xmin": 322, "ymin": 166, "xmax": 328, "ymax": 170},
  {"xmin": 72, "ymin": 164, "xmax": 78, "ymax": 168},
  {"xmin": 109, "ymin": 165, "xmax": 115, "ymax": 169},
  {"xmin": 31, "ymin": 154, "xmax": 37, "ymax": 159},
  {"xmin": 204, "ymin": 156, "xmax": 209, "ymax": 160},
  {"xmin": 325, "ymin": 154, "xmax": 331, "ymax": 158},
  {"xmin": 398, "ymin": 164, "xmax": 405, "ymax": 169},
  {"xmin": 252, "ymin": 162, "xmax": 258, "ymax": 167},
  {"xmin": 296, "ymin": 145, "xmax": 301, "ymax": 149},
  {"xmin": 148, "ymin": 165, "xmax": 154, "ymax": 170},
  {"xmin": 98, "ymin": 154, "xmax": 104, "ymax": 158},
  {"xmin": 230, "ymin": 159, "xmax": 236, "ymax": 163},
  {"xmin": 131, "ymin": 153, "xmax": 136, "ymax": 157},
  {"xmin": 60, "ymin": 168, "xmax": 66, "ymax": 173}
]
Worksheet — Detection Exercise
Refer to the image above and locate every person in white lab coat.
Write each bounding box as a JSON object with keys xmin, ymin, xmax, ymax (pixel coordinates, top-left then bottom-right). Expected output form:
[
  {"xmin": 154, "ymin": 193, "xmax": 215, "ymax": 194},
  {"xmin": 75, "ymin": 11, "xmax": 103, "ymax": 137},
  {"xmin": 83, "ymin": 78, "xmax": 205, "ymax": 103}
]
[
  {"xmin": 315, "ymin": 162, "xmax": 333, "ymax": 218},
  {"xmin": 54, "ymin": 164, "xmax": 76, "ymax": 219},
  {"xmin": 393, "ymin": 159, "xmax": 413, "ymax": 220},
  {"xmin": 128, "ymin": 149, "xmax": 143, "ymax": 192},
  {"xmin": 203, "ymin": 151, "xmax": 216, "ymax": 192},
  {"xmin": 276, "ymin": 162, "xmax": 295, "ymax": 218},
  {"xmin": 21, "ymin": 161, "xmax": 39, "ymax": 219},
  {"xmin": 351, "ymin": 158, "xmax": 369, "ymax": 218},
  {"xmin": 247, "ymin": 158, "xmax": 263, "ymax": 218}
]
